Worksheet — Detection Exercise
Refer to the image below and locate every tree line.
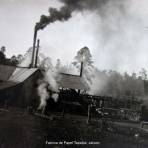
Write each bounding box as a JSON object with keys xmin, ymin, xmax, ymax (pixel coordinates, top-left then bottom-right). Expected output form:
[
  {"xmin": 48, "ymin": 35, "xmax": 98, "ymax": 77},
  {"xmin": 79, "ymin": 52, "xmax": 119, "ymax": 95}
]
[
  {"xmin": 55, "ymin": 46, "xmax": 147, "ymax": 99},
  {"xmin": 1, "ymin": 45, "xmax": 147, "ymax": 99},
  {"xmin": 0, "ymin": 46, "xmax": 23, "ymax": 66}
]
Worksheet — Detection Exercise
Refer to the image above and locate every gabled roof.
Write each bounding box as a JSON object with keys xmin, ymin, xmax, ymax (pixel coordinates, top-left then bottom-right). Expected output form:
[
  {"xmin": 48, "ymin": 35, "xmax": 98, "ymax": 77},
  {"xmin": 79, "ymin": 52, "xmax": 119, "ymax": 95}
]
[
  {"xmin": 58, "ymin": 73, "xmax": 89, "ymax": 90},
  {"xmin": 9, "ymin": 67, "xmax": 38, "ymax": 83},
  {"xmin": 0, "ymin": 64, "xmax": 39, "ymax": 90}
]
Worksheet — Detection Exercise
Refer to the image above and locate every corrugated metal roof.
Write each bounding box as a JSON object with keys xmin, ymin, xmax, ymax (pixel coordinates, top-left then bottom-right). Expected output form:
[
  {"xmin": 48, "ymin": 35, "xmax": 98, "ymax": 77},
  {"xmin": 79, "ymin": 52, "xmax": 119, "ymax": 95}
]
[
  {"xmin": 58, "ymin": 73, "xmax": 89, "ymax": 90},
  {"xmin": 0, "ymin": 64, "xmax": 39, "ymax": 90},
  {"xmin": 9, "ymin": 68, "xmax": 38, "ymax": 82},
  {"xmin": 0, "ymin": 65, "xmax": 16, "ymax": 81}
]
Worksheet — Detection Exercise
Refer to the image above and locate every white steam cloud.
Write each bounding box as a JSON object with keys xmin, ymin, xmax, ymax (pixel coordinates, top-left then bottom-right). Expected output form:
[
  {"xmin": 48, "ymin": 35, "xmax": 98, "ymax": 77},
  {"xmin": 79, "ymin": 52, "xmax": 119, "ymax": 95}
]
[
  {"xmin": 18, "ymin": 48, "xmax": 59, "ymax": 110},
  {"xmin": 37, "ymin": 57, "xmax": 59, "ymax": 110},
  {"xmin": 91, "ymin": 0, "xmax": 148, "ymax": 73},
  {"xmin": 37, "ymin": 82, "xmax": 49, "ymax": 110}
]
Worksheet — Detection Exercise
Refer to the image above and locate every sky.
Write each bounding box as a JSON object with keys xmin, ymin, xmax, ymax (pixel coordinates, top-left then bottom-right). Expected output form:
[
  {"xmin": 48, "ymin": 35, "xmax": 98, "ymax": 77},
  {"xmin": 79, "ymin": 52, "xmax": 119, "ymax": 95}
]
[{"xmin": 1, "ymin": 0, "xmax": 148, "ymax": 74}]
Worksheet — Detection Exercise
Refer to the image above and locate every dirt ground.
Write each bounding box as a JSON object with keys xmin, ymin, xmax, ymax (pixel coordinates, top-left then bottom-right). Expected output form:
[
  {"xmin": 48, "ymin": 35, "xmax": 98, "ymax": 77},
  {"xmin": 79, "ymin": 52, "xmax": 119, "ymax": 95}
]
[{"xmin": 0, "ymin": 108, "xmax": 148, "ymax": 148}]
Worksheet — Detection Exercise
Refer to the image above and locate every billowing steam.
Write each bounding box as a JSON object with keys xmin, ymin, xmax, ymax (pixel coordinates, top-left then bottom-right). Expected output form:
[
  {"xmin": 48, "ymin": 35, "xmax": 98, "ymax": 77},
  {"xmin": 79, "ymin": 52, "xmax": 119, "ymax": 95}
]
[
  {"xmin": 37, "ymin": 57, "xmax": 59, "ymax": 110},
  {"xmin": 37, "ymin": 72, "xmax": 59, "ymax": 111},
  {"xmin": 18, "ymin": 47, "xmax": 33, "ymax": 67},
  {"xmin": 37, "ymin": 82, "xmax": 49, "ymax": 110},
  {"xmin": 18, "ymin": 48, "xmax": 59, "ymax": 110}
]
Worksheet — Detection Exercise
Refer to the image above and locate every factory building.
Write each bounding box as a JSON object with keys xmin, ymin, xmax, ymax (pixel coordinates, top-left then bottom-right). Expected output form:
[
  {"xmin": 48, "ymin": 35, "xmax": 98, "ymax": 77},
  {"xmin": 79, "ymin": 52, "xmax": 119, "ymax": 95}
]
[
  {"xmin": 0, "ymin": 64, "xmax": 88, "ymax": 110},
  {"xmin": 0, "ymin": 64, "xmax": 42, "ymax": 108}
]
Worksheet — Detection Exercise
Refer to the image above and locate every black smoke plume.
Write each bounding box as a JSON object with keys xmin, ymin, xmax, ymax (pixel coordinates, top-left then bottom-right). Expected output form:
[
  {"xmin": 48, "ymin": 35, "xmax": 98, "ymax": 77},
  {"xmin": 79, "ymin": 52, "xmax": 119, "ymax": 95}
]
[
  {"xmin": 36, "ymin": 6, "xmax": 72, "ymax": 30},
  {"xmin": 36, "ymin": 0, "xmax": 127, "ymax": 30}
]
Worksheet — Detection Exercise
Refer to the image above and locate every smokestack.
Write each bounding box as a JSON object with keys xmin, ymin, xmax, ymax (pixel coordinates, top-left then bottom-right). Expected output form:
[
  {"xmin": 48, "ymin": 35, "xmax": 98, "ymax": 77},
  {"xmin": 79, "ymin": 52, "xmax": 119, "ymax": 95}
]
[
  {"xmin": 78, "ymin": 61, "xmax": 83, "ymax": 94},
  {"xmin": 80, "ymin": 61, "xmax": 83, "ymax": 77},
  {"xmin": 30, "ymin": 24, "xmax": 38, "ymax": 68},
  {"xmin": 35, "ymin": 39, "xmax": 40, "ymax": 68}
]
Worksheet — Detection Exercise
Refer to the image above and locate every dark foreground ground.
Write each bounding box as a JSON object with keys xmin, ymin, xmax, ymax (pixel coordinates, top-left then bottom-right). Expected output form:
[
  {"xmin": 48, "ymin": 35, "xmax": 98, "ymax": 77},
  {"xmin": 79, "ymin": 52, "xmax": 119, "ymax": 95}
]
[{"xmin": 0, "ymin": 108, "xmax": 148, "ymax": 148}]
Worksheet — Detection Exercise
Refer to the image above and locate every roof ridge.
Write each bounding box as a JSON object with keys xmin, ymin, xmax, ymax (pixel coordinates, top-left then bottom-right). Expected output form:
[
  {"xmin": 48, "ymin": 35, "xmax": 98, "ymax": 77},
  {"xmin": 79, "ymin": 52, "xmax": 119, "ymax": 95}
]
[
  {"xmin": 0, "ymin": 64, "xmax": 39, "ymax": 69},
  {"xmin": 60, "ymin": 72, "xmax": 80, "ymax": 77}
]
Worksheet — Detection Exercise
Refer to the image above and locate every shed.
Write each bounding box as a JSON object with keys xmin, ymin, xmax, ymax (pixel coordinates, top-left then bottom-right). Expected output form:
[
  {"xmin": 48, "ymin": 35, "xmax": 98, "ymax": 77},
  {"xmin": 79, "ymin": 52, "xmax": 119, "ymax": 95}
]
[{"xmin": 0, "ymin": 64, "xmax": 42, "ymax": 108}]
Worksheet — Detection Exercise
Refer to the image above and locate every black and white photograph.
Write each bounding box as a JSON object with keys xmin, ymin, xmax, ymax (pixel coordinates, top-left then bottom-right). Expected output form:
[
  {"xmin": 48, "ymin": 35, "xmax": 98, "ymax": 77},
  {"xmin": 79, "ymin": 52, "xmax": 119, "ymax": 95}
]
[{"xmin": 0, "ymin": 0, "xmax": 148, "ymax": 147}]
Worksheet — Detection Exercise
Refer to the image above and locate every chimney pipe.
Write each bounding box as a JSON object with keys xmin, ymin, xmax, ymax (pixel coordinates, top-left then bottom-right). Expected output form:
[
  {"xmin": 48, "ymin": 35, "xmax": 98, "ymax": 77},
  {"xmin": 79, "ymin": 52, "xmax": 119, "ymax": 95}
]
[
  {"xmin": 31, "ymin": 24, "xmax": 38, "ymax": 68},
  {"xmin": 80, "ymin": 62, "xmax": 83, "ymax": 77},
  {"xmin": 35, "ymin": 39, "xmax": 40, "ymax": 68},
  {"xmin": 78, "ymin": 61, "xmax": 83, "ymax": 94}
]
